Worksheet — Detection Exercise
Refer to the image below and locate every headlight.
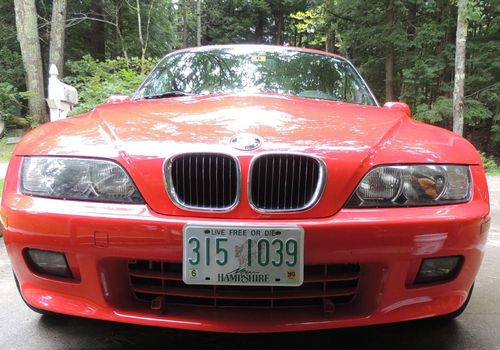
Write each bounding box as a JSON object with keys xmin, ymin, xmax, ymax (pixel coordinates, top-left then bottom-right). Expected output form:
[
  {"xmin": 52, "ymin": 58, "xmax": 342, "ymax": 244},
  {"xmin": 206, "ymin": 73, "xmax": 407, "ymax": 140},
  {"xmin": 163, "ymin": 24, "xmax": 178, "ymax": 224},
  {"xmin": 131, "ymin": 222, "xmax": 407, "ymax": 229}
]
[
  {"xmin": 345, "ymin": 165, "xmax": 471, "ymax": 207},
  {"xmin": 21, "ymin": 157, "xmax": 144, "ymax": 203}
]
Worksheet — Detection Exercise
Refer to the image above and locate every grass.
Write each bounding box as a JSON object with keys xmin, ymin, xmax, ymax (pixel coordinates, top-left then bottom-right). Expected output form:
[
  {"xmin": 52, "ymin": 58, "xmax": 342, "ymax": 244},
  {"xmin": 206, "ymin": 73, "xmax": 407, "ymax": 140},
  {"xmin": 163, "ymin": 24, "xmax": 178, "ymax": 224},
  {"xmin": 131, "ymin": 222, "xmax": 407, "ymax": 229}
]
[
  {"xmin": 0, "ymin": 139, "xmax": 12, "ymax": 197},
  {"xmin": 0, "ymin": 139, "xmax": 15, "ymax": 162}
]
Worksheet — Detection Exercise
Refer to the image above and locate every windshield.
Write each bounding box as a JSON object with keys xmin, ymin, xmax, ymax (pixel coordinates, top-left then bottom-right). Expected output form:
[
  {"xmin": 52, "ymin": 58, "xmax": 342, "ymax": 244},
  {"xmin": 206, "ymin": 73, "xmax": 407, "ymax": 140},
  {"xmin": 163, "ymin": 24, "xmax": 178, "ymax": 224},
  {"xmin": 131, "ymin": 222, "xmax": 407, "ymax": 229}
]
[{"xmin": 135, "ymin": 47, "xmax": 377, "ymax": 105}]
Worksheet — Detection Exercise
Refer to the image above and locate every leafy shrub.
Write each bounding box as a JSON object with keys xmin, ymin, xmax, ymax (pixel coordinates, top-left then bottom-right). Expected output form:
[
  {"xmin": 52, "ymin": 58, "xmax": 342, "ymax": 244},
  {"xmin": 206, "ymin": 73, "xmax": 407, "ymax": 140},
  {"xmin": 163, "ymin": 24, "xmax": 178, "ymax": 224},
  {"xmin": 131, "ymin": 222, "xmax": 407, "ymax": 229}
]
[
  {"xmin": 414, "ymin": 97, "xmax": 493, "ymax": 126},
  {"xmin": 0, "ymin": 82, "xmax": 28, "ymax": 124},
  {"xmin": 64, "ymin": 55, "xmax": 159, "ymax": 115},
  {"xmin": 480, "ymin": 152, "xmax": 500, "ymax": 174},
  {"xmin": 414, "ymin": 96, "xmax": 452, "ymax": 123},
  {"xmin": 0, "ymin": 48, "xmax": 25, "ymax": 89}
]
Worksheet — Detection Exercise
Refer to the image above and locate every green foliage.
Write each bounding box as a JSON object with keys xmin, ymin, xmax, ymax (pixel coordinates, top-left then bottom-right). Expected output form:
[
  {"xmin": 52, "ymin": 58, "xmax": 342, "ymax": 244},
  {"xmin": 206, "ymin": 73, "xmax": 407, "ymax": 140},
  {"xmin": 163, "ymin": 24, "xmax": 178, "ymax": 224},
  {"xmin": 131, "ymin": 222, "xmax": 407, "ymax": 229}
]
[
  {"xmin": 290, "ymin": 5, "xmax": 327, "ymax": 48},
  {"xmin": 0, "ymin": 48, "xmax": 25, "ymax": 88},
  {"xmin": 64, "ymin": 56, "xmax": 158, "ymax": 115},
  {"xmin": 464, "ymin": 98, "xmax": 494, "ymax": 126},
  {"xmin": 202, "ymin": 0, "xmax": 258, "ymax": 44},
  {"xmin": 0, "ymin": 83, "xmax": 29, "ymax": 124},
  {"xmin": 0, "ymin": 0, "xmax": 497, "ymax": 162},
  {"xmin": 414, "ymin": 97, "xmax": 493, "ymax": 125},
  {"xmin": 480, "ymin": 152, "xmax": 500, "ymax": 174},
  {"xmin": 0, "ymin": 37, "xmax": 25, "ymax": 123},
  {"xmin": 0, "ymin": 139, "xmax": 16, "ymax": 162},
  {"xmin": 414, "ymin": 97, "xmax": 453, "ymax": 123},
  {"xmin": 201, "ymin": 0, "xmax": 308, "ymax": 45}
]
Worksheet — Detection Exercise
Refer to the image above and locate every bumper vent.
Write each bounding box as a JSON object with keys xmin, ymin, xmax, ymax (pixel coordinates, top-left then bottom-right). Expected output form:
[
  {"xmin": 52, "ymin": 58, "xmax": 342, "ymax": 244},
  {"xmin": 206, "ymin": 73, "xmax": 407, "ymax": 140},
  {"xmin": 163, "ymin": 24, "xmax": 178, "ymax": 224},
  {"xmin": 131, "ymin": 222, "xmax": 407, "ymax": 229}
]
[
  {"xmin": 129, "ymin": 261, "xmax": 359, "ymax": 309},
  {"xmin": 249, "ymin": 154, "xmax": 325, "ymax": 212},
  {"xmin": 165, "ymin": 153, "xmax": 240, "ymax": 211}
]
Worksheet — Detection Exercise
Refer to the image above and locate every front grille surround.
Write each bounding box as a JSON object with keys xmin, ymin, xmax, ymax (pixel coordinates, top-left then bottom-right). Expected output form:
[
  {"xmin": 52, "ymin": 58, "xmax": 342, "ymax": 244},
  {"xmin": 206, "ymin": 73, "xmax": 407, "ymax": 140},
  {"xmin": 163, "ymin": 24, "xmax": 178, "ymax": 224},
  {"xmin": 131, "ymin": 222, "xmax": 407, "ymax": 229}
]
[
  {"xmin": 248, "ymin": 153, "xmax": 327, "ymax": 213},
  {"xmin": 164, "ymin": 153, "xmax": 241, "ymax": 212}
]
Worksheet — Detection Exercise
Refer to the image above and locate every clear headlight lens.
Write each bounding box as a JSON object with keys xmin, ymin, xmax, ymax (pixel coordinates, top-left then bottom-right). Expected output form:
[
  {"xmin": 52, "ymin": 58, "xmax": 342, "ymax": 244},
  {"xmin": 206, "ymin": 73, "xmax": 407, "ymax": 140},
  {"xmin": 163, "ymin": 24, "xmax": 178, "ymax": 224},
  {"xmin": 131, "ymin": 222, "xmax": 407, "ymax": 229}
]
[
  {"xmin": 21, "ymin": 157, "xmax": 144, "ymax": 203},
  {"xmin": 345, "ymin": 165, "xmax": 471, "ymax": 207}
]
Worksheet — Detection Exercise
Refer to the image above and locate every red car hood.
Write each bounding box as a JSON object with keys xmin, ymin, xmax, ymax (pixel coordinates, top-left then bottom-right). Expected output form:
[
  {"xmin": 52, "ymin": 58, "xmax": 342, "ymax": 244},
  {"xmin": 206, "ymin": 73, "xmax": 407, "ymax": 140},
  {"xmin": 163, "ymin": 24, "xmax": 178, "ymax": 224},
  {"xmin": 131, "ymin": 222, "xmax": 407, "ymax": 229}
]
[{"xmin": 15, "ymin": 94, "xmax": 480, "ymax": 219}]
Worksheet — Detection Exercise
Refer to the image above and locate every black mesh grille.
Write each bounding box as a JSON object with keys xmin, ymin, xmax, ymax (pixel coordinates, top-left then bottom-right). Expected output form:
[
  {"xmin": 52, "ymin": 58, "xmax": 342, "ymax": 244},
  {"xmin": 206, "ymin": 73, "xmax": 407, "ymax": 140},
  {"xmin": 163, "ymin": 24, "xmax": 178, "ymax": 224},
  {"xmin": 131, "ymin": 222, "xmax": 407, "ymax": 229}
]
[
  {"xmin": 168, "ymin": 153, "xmax": 238, "ymax": 210},
  {"xmin": 250, "ymin": 154, "xmax": 323, "ymax": 211}
]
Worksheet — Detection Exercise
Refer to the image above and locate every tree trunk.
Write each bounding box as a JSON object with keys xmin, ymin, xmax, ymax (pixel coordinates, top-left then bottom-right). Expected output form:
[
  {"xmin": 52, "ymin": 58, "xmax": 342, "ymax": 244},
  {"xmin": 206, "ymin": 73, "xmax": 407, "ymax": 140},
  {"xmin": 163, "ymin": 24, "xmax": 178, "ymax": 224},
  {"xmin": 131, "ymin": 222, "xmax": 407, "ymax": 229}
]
[
  {"xmin": 385, "ymin": 48, "xmax": 396, "ymax": 101},
  {"xmin": 112, "ymin": 2, "xmax": 128, "ymax": 60},
  {"xmin": 256, "ymin": 17, "xmax": 264, "ymax": 43},
  {"xmin": 274, "ymin": 7, "xmax": 284, "ymax": 45},
  {"xmin": 49, "ymin": 0, "xmax": 67, "ymax": 77},
  {"xmin": 90, "ymin": 0, "xmax": 105, "ymax": 60},
  {"xmin": 326, "ymin": 30, "xmax": 335, "ymax": 53},
  {"xmin": 135, "ymin": 0, "xmax": 145, "ymax": 71},
  {"xmin": 196, "ymin": 0, "xmax": 201, "ymax": 46},
  {"xmin": 452, "ymin": 0, "xmax": 468, "ymax": 136},
  {"xmin": 385, "ymin": 0, "xmax": 396, "ymax": 102},
  {"xmin": 276, "ymin": 16, "xmax": 284, "ymax": 45},
  {"xmin": 182, "ymin": 0, "xmax": 188, "ymax": 47},
  {"xmin": 14, "ymin": 0, "xmax": 47, "ymax": 124}
]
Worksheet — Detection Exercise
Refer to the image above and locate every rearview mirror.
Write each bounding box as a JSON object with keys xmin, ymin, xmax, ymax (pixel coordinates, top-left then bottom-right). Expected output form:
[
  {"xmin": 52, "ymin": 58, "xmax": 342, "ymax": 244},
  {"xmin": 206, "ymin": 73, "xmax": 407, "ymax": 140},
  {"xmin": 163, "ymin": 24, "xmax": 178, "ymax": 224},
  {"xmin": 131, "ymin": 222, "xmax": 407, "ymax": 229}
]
[{"xmin": 383, "ymin": 102, "xmax": 411, "ymax": 118}]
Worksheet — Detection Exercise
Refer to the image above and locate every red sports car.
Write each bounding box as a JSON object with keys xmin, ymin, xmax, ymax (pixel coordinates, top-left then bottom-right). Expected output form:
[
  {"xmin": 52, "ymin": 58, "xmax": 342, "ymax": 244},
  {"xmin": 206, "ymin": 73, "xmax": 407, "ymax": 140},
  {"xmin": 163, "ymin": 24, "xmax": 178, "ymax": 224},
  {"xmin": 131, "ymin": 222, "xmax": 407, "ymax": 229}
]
[{"xmin": 1, "ymin": 45, "xmax": 490, "ymax": 333}]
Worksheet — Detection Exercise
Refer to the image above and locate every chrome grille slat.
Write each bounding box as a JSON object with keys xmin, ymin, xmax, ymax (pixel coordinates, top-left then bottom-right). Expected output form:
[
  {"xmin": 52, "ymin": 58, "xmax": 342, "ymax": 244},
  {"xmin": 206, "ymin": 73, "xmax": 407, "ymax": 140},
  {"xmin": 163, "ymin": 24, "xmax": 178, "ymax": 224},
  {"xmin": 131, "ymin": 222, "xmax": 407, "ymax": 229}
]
[
  {"xmin": 290, "ymin": 156, "xmax": 295, "ymax": 209},
  {"xmin": 249, "ymin": 154, "xmax": 326, "ymax": 213},
  {"xmin": 303, "ymin": 158, "xmax": 309, "ymax": 207},
  {"xmin": 209, "ymin": 156, "xmax": 212, "ymax": 207},
  {"xmin": 264, "ymin": 158, "xmax": 269, "ymax": 208},
  {"xmin": 202, "ymin": 156, "xmax": 206, "ymax": 205},
  {"xmin": 194, "ymin": 157, "xmax": 200, "ymax": 206},
  {"xmin": 221, "ymin": 157, "xmax": 225, "ymax": 205},
  {"xmin": 166, "ymin": 153, "xmax": 240, "ymax": 211},
  {"xmin": 297, "ymin": 157, "xmax": 303, "ymax": 208},
  {"xmin": 283, "ymin": 157, "xmax": 288, "ymax": 210},
  {"xmin": 188, "ymin": 156, "xmax": 192, "ymax": 204},
  {"xmin": 229, "ymin": 158, "xmax": 232, "ymax": 205},
  {"xmin": 270, "ymin": 157, "xmax": 275, "ymax": 207},
  {"xmin": 182, "ymin": 157, "xmax": 186, "ymax": 203},
  {"xmin": 215, "ymin": 157, "xmax": 218, "ymax": 207},
  {"xmin": 277, "ymin": 157, "xmax": 282, "ymax": 209}
]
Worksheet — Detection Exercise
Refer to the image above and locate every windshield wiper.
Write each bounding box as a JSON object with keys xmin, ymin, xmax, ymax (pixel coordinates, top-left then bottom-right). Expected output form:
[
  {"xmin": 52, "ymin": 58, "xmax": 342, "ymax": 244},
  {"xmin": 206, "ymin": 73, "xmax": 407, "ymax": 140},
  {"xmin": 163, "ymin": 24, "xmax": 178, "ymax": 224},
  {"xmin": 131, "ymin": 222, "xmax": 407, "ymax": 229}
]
[{"xmin": 143, "ymin": 91, "xmax": 193, "ymax": 99}]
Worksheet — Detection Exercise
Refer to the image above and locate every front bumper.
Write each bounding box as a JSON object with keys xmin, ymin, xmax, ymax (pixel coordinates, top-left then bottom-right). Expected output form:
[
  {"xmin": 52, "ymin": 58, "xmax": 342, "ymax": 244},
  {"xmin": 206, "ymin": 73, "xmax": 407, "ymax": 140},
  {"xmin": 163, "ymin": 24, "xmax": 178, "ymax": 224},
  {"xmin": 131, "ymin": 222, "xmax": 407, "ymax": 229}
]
[{"xmin": 2, "ymin": 185, "xmax": 490, "ymax": 332}]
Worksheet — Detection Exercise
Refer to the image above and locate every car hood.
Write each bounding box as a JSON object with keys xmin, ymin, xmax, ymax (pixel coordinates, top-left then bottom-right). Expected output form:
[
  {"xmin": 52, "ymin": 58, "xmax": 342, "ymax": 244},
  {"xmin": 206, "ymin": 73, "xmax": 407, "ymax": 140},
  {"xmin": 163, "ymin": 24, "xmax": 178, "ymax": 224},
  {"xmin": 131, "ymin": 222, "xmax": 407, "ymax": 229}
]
[
  {"xmin": 15, "ymin": 94, "xmax": 480, "ymax": 219},
  {"xmin": 18, "ymin": 94, "xmax": 402, "ymax": 156}
]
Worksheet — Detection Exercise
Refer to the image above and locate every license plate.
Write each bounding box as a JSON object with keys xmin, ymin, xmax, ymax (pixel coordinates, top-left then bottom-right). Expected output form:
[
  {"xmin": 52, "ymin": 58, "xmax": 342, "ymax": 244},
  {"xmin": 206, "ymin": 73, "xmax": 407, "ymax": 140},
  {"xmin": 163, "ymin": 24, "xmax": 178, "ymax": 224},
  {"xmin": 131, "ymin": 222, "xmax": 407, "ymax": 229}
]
[{"xmin": 183, "ymin": 224, "xmax": 304, "ymax": 286}]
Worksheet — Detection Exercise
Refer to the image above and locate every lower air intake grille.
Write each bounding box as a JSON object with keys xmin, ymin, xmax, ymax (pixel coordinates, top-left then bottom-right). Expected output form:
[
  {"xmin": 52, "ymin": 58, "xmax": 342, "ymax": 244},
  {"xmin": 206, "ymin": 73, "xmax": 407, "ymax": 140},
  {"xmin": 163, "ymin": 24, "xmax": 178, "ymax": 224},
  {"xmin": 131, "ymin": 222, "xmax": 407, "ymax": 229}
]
[
  {"xmin": 166, "ymin": 153, "xmax": 239, "ymax": 211},
  {"xmin": 128, "ymin": 261, "xmax": 360, "ymax": 309},
  {"xmin": 249, "ymin": 154, "xmax": 325, "ymax": 212}
]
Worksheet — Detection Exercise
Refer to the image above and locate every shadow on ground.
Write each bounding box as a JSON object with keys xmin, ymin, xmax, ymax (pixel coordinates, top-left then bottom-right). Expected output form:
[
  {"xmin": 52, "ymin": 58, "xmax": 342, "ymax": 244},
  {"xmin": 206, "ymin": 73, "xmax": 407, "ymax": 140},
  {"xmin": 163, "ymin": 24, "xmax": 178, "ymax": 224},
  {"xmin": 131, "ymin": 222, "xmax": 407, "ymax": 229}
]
[{"xmin": 35, "ymin": 314, "xmax": 471, "ymax": 350}]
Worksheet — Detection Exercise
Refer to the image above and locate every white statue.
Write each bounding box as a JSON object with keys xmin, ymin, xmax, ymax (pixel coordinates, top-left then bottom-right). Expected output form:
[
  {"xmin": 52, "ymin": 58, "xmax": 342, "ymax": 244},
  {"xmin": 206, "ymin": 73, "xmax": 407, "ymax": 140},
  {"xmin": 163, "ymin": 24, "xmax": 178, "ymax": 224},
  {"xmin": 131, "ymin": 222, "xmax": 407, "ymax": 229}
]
[{"xmin": 46, "ymin": 64, "xmax": 78, "ymax": 122}]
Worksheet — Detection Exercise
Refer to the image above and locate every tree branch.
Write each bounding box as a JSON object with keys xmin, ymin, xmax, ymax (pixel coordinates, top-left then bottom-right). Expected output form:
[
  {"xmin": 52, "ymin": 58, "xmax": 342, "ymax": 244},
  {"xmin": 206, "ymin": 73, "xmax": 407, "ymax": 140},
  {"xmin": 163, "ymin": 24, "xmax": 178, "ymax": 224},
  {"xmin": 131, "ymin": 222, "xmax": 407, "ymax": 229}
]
[
  {"xmin": 66, "ymin": 13, "xmax": 117, "ymax": 28},
  {"xmin": 465, "ymin": 82, "xmax": 500, "ymax": 98}
]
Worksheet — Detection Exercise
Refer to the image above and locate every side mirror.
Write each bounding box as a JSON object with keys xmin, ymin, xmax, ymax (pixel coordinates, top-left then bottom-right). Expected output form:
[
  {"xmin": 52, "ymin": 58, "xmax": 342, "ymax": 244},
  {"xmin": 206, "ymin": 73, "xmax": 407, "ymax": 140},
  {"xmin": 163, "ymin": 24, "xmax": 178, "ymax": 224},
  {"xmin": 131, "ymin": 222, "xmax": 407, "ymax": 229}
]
[
  {"xmin": 107, "ymin": 95, "xmax": 131, "ymax": 104},
  {"xmin": 383, "ymin": 102, "xmax": 411, "ymax": 118}
]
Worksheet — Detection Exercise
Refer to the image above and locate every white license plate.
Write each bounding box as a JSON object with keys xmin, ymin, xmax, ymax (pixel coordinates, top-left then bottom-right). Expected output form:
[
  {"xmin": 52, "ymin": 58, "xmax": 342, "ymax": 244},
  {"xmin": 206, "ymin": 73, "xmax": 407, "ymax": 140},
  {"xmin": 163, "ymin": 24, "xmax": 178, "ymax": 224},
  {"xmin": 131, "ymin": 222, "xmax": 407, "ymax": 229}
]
[{"xmin": 183, "ymin": 224, "xmax": 304, "ymax": 286}]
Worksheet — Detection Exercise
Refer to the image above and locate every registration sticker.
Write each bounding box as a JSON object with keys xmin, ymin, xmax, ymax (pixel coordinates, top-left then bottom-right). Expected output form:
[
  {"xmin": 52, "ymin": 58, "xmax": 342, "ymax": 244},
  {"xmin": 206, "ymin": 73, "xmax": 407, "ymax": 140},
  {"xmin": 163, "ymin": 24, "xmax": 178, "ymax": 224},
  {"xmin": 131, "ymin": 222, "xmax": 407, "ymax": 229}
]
[{"xmin": 251, "ymin": 55, "xmax": 267, "ymax": 62}]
